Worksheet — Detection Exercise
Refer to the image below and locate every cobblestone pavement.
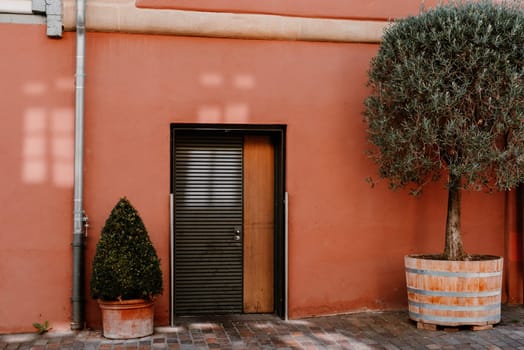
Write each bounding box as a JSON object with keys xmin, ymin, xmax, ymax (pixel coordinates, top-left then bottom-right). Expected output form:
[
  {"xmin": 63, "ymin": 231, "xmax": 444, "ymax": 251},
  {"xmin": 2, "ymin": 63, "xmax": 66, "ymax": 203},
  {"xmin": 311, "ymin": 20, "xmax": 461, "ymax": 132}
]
[{"xmin": 2, "ymin": 306, "xmax": 524, "ymax": 350}]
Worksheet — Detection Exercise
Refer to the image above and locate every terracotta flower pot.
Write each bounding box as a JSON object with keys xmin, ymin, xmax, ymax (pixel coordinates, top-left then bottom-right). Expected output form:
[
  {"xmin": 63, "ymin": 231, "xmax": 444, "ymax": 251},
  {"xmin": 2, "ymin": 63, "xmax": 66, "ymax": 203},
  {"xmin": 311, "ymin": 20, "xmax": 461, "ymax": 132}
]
[
  {"xmin": 405, "ymin": 254, "xmax": 503, "ymax": 327},
  {"xmin": 98, "ymin": 299, "xmax": 155, "ymax": 339}
]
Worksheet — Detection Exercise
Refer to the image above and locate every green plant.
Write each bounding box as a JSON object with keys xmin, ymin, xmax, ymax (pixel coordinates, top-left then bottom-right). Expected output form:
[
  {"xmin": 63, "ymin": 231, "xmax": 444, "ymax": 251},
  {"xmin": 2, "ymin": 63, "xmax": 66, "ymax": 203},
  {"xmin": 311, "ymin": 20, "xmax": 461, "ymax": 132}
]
[
  {"xmin": 364, "ymin": 1, "xmax": 524, "ymax": 260},
  {"xmin": 90, "ymin": 197, "xmax": 163, "ymax": 301},
  {"xmin": 33, "ymin": 320, "xmax": 51, "ymax": 335}
]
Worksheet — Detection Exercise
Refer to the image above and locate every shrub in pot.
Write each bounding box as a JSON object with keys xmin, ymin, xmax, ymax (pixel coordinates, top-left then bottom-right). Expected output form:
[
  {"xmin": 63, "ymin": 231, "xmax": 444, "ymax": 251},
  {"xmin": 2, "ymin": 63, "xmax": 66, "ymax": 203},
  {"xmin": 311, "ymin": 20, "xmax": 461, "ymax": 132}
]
[
  {"xmin": 364, "ymin": 1, "xmax": 523, "ymax": 328},
  {"xmin": 90, "ymin": 197, "xmax": 163, "ymax": 339}
]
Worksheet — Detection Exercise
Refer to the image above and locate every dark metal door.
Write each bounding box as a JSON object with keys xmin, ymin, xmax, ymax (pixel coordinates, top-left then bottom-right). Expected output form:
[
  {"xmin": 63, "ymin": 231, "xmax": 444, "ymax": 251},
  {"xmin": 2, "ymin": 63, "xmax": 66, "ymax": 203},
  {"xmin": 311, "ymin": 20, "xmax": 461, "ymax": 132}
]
[{"xmin": 174, "ymin": 133, "xmax": 243, "ymax": 314}]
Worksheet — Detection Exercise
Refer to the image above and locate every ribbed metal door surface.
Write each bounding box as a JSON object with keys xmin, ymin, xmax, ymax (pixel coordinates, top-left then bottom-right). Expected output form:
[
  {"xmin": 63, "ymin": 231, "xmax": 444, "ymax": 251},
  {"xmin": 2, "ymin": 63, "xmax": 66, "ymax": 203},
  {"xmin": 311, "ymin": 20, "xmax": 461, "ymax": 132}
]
[{"xmin": 174, "ymin": 133, "xmax": 243, "ymax": 315}]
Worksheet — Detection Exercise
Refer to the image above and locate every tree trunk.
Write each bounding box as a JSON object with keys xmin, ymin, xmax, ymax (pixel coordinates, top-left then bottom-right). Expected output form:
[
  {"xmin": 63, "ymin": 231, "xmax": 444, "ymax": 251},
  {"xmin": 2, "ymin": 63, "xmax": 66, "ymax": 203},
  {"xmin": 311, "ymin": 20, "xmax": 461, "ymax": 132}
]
[{"xmin": 443, "ymin": 179, "xmax": 468, "ymax": 260}]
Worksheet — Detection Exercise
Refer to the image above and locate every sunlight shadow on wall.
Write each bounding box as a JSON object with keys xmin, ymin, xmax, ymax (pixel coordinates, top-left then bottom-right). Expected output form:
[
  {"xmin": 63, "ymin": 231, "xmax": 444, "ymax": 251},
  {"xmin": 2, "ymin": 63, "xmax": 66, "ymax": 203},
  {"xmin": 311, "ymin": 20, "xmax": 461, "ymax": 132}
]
[
  {"xmin": 21, "ymin": 80, "xmax": 74, "ymax": 187},
  {"xmin": 200, "ymin": 72, "xmax": 224, "ymax": 87},
  {"xmin": 197, "ymin": 105, "xmax": 222, "ymax": 123},
  {"xmin": 233, "ymin": 74, "xmax": 255, "ymax": 90},
  {"xmin": 23, "ymin": 82, "xmax": 46, "ymax": 95},
  {"xmin": 225, "ymin": 103, "xmax": 249, "ymax": 122},
  {"xmin": 51, "ymin": 108, "xmax": 74, "ymax": 187},
  {"xmin": 197, "ymin": 72, "xmax": 255, "ymax": 123},
  {"xmin": 22, "ymin": 108, "xmax": 47, "ymax": 184}
]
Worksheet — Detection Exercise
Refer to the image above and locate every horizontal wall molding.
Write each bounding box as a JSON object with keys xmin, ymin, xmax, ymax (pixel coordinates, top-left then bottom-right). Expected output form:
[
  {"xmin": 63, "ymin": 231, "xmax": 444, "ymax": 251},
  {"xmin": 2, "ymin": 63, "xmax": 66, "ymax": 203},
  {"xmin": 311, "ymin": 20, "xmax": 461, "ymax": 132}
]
[
  {"xmin": 0, "ymin": 13, "xmax": 45, "ymax": 24},
  {"xmin": 62, "ymin": 0, "xmax": 388, "ymax": 43},
  {"xmin": 0, "ymin": 0, "xmax": 32, "ymax": 14},
  {"xmin": 0, "ymin": 0, "xmax": 61, "ymax": 37}
]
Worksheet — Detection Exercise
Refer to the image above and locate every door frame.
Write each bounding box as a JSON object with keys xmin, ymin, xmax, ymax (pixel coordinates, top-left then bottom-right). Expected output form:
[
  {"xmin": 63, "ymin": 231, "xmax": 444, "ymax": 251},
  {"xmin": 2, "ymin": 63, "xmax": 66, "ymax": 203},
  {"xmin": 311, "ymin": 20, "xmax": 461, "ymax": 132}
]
[{"xmin": 169, "ymin": 123, "xmax": 287, "ymax": 322}]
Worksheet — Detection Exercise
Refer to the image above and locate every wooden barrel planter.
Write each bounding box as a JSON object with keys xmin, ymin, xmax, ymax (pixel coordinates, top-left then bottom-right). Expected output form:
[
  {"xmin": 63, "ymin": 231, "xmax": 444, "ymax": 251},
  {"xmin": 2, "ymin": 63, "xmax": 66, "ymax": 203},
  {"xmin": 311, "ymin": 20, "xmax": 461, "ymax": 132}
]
[{"xmin": 405, "ymin": 255, "xmax": 503, "ymax": 327}]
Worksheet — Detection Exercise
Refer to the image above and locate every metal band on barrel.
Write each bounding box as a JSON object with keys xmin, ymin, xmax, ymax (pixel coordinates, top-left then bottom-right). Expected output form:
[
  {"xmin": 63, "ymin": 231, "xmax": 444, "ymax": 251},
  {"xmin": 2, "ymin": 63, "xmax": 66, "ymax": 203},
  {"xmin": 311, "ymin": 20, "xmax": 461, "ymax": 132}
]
[
  {"xmin": 407, "ymin": 287, "xmax": 501, "ymax": 297},
  {"xmin": 405, "ymin": 268, "xmax": 501, "ymax": 278},
  {"xmin": 408, "ymin": 300, "xmax": 500, "ymax": 312},
  {"xmin": 408, "ymin": 312, "xmax": 500, "ymax": 324}
]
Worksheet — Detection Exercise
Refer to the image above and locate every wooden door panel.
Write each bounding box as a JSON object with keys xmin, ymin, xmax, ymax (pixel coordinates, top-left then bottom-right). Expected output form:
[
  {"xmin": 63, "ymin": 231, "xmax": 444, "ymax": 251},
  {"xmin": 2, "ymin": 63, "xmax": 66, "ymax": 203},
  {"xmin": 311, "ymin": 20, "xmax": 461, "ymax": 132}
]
[{"xmin": 243, "ymin": 135, "xmax": 275, "ymax": 313}]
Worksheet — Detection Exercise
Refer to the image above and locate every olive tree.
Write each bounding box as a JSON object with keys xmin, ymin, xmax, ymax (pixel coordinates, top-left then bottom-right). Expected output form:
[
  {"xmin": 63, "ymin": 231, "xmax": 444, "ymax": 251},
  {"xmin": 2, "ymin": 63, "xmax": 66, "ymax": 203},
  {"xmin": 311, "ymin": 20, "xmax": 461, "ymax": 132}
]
[{"xmin": 364, "ymin": 1, "xmax": 524, "ymax": 260}]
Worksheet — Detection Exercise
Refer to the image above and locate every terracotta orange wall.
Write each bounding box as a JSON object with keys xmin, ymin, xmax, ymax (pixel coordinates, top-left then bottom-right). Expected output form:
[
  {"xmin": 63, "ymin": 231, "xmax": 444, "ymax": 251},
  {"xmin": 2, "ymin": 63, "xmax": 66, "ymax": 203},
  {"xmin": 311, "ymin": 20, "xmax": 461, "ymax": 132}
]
[
  {"xmin": 0, "ymin": 24, "xmax": 75, "ymax": 333},
  {"xmin": 0, "ymin": 22, "xmax": 512, "ymax": 333},
  {"xmin": 506, "ymin": 190, "xmax": 523, "ymax": 304},
  {"xmin": 80, "ymin": 31, "xmax": 507, "ymax": 326},
  {"xmin": 136, "ymin": 0, "xmax": 443, "ymax": 21}
]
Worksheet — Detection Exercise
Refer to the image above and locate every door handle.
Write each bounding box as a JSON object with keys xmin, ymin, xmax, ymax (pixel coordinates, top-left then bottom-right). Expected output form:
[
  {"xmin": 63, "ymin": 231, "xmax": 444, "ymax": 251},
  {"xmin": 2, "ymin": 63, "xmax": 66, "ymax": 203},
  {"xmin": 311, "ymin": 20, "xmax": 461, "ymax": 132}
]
[{"xmin": 233, "ymin": 227, "xmax": 241, "ymax": 241}]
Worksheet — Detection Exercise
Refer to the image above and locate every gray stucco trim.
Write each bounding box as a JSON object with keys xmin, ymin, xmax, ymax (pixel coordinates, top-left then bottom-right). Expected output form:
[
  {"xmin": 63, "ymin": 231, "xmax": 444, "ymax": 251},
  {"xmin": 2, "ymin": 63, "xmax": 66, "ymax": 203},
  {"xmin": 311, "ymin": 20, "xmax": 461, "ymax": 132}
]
[
  {"xmin": 0, "ymin": 0, "xmax": 62, "ymax": 37},
  {"xmin": 32, "ymin": 0, "xmax": 46, "ymax": 14},
  {"xmin": 0, "ymin": 13, "xmax": 46, "ymax": 24},
  {"xmin": 45, "ymin": 0, "xmax": 62, "ymax": 37}
]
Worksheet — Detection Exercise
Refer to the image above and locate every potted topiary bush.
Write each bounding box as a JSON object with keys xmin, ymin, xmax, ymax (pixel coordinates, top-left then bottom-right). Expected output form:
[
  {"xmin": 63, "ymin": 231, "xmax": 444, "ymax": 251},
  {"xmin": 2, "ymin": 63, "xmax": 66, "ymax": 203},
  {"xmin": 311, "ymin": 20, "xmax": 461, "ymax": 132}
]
[
  {"xmin": 90, "ymin": 197, "xmax": 163, "ymax": 339},
  {"xmin": 364, "ymin": 1, "xmax": 523, "ymax": 328}
]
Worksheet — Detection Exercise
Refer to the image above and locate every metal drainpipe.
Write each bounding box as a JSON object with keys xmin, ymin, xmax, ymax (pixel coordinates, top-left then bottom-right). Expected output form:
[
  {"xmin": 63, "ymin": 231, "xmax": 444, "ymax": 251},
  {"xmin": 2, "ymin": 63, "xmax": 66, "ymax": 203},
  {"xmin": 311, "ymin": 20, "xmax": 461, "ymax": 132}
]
[{"xmin": 71, "ymin": 0, "xmax": 86, "ymax": 331}]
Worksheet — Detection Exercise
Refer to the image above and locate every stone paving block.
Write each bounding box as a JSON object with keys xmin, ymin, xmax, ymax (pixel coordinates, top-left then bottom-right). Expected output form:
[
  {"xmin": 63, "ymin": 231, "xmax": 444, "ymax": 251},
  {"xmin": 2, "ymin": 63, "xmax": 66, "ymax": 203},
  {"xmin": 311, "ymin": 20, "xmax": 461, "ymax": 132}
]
[
  {"xmin": 179, "ymin": 345, "xmax": 195, "ymax": 350},
  {"xmin": 84, "ymin": 344, "xmax": 98, "ymax": 350},
  {"xmin": 398, "ymin": 345, "xmax": 414, "ymax": 350},
  {"xmin": 28, "ymin": 346, "xmax": 44, "ymax": 350},
  {"xmin": 471, "ymin": 345, "xmax": 485, "ymax": 350},
  {"xmin": 5, "ymin": 306, "xmax": 524, "ymax": 349}
]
